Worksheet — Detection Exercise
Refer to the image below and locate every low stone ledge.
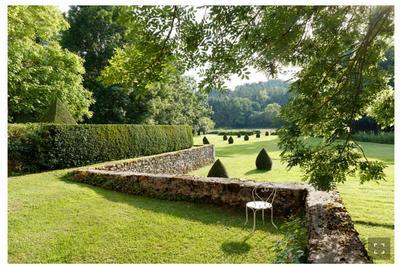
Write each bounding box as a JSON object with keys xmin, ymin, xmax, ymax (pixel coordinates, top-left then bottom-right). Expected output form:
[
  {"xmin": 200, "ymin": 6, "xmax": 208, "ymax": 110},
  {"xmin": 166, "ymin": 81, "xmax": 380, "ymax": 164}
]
[
  {"xmin": 71, "ymin": 169, "xmax": 308, "ymax": 217},
  {"xmin": 97, "ymin": 144, "xmax": 215, "ymax": 175},
  {"xmin": 306, "ymin": 188, "xmax": 371, "ymax": 263}
]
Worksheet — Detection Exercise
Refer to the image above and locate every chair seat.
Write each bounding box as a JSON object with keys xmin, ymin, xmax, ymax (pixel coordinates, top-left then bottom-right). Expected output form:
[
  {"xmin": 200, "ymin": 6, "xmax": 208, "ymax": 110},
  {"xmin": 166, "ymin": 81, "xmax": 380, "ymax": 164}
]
[{"xmin": 246, "ymin": 201, "xmax": 272, "ymax": 210}]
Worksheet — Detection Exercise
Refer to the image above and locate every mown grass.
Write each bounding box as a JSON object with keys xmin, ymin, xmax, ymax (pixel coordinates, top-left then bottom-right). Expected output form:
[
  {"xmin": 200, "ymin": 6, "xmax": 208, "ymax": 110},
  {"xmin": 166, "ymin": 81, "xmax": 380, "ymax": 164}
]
[
  {"xmin": 9, "ymin": 164, "xmax": 285, "ymax": 263},
  {"xmin": 191, "ymin": 133, "xmax": 394, "ymax": 263},
  {"xmin": 8, "ymin": 133, "xmax": 394, "ymax": 263}
]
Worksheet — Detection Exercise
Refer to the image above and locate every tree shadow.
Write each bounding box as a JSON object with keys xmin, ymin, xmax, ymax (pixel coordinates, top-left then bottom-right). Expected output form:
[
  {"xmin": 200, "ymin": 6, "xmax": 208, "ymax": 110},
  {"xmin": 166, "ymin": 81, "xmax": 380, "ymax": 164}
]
[
  {"xmin": 244, "ymin": 169, "xmax": 270, "ymax": 176},
  {"xmin": 216, "ymin": 138, "xmax": 281, "ymax": 157},
  {"xmin": 60, "ymin": 173, "xmax": 283, "ymax": 234},
  {"xmin": 221, "ymin": 241, "xmax": 251, "ymax": 255},
  {"xmin": 353, "ymin": 220, "xmax": 394, "ymax": 229}
]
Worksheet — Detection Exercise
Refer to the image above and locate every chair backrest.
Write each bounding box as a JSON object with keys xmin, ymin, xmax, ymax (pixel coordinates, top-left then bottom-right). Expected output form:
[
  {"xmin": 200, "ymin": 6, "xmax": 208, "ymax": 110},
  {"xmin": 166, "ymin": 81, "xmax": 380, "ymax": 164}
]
[{"xmin": 251, "ymin": 184, "xmax": 277, "ymax": 204}]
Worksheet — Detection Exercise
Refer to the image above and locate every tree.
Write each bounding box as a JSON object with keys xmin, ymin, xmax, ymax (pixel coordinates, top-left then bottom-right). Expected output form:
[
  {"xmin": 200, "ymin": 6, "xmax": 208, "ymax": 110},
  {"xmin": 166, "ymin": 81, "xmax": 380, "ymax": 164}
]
[
  {"xmin": 208, "ymin": 81, "xmax": 288, "ymax": 128},
  {"xmin": 101, "ymin": 6, "xmax": 394, "ymax": 190},
  {"xmin": 41, "ymin": 97, "xmax": 77, "ymax": 124},
  {"xmin": 207, "ymin": 159, "xmax": 229, "ymax": 178},
  {"xmin": 144, "ymin": 75, "xmax": 214, "ymax": 129},
  {"xmin": 256, "ymin": 148, "xmax": 272, "ymax": 170},
  {"xmin": 8, "ymin": 6, "xmax": 93, "ymax": 122},
  {"xmin": 62, "ymin": 6, "xmax": 127, "ymax": 123}
]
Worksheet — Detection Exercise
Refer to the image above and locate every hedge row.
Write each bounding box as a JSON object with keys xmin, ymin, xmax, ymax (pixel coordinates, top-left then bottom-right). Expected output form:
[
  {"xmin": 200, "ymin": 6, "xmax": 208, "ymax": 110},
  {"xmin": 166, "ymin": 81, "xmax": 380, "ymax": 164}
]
[
  {"xmin": 8, "ymin": 124, "xmax": 193, "ymax": 174},
  {"xmin": 217, "ymin": 130, "xmax": 257, "ymax": 136}
]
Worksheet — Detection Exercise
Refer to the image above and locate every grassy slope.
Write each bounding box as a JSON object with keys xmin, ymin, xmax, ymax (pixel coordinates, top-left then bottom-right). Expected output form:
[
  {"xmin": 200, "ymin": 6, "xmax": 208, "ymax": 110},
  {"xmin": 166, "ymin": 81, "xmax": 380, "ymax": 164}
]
[
  {"xmin": 191, "ymin": 134, "xmax": 394, "ymax": 263},
  {"xmin": 9, "ymin": 167, "xmax": 284, "ymax": 263}
]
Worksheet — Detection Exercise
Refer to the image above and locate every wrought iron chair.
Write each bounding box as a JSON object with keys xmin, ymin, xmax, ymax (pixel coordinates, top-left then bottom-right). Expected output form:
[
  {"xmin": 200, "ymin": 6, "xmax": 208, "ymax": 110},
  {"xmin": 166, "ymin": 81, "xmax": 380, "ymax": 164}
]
[{"xmin": 245, "ymin": 184, "xmax": 277, "ymax": 231}]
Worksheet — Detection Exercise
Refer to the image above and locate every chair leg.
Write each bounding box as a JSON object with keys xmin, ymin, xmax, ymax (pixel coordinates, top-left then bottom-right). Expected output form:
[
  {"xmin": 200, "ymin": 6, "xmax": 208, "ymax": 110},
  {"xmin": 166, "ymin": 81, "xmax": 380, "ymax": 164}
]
[
  {"xmin": 271, "ymin": 207, "xmax": 277, "ymax": 229},
  {"xmin": 262, "ymin": 209, "xmax": 265, "ymax": 225},
  {"xmin": 253, "ymin": 210, "xmax": 257, "ymax": 232},
  {"xmin": 245, "ymin": 206, "xmax": 248, "ymax": 225}
]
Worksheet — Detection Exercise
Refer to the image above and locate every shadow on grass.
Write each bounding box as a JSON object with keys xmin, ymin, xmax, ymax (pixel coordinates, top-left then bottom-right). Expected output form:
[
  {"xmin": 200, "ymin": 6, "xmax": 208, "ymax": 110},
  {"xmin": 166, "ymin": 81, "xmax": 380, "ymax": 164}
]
[
  {"xmin": 216, "ymin": 138, "xmax": 280, "ymax": 157},
  {"xmin": 244, "ymin": 169, "xmax": 270, "ymax": 176},
  {"xmin": 60, "ymin": 173, "xmax": 283, "ymax": 235},
  {"xmin": 354, "ymin": 220, "xmax": 394, "ymax": 229},
  {"xmin": 221, "ymin": 241, "xmax": 251, "ymax": 254},
  {"xmin": 220, "ymin": 231, "xmax": 256, "ymax": 255}
]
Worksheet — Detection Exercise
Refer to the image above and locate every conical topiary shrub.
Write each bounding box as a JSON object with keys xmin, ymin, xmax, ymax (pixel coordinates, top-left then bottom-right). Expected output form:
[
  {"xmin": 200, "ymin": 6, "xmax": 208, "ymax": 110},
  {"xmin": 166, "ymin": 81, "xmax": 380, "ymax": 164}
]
[
  {"xmin": 256, "ymin": 132, "xmax": 260, "ymax": 138},
  {"xmin": 223, "ymin": 134, "xmax": 228, "ymax": 141},
  {"xmin": 228, "ymin": 136, "xmax": 234, "ymax": 144},
  {"xmin": 40, "ymin": 97, "xmax": 77, "ymax": 124},
  {"xmin": 207, "ymin": 159, "xmax": 229, "ymax": 178},
  {"xmin": 265, "ymin": 131, "xmax": 270, "ymax": 136},
  {"xmin": 244, "ymin": 134, "xmax": 249, "ymax": 141},
  {"xmin": 203, "ymin": 136, "xmax": 210, "ymax": 144},
  {"xmin": 256, "ymin": 148, "xmax": 272, "ymax": 171}
]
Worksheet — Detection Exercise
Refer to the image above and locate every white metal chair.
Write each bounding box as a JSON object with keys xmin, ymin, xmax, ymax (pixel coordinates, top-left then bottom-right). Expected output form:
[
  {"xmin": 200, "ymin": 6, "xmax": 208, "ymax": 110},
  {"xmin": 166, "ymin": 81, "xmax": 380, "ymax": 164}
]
[{"xmin": 245, "ymin": 184, "xmax": 277, "ymax": 230}]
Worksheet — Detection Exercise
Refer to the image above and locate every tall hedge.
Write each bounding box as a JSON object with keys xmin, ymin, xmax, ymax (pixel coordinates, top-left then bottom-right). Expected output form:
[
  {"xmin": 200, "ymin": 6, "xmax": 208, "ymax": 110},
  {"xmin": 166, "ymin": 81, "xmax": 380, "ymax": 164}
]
[{"xmin": 8, "ymin": 124, "xmax": 193, "ymax": 174}]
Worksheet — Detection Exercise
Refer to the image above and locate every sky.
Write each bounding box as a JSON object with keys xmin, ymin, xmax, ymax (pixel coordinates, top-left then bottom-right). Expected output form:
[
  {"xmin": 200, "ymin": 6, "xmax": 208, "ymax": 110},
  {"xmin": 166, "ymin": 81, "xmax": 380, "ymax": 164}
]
[{"xmin": 58, "ymin": 5, "xmax": 299, "ymax": 89}]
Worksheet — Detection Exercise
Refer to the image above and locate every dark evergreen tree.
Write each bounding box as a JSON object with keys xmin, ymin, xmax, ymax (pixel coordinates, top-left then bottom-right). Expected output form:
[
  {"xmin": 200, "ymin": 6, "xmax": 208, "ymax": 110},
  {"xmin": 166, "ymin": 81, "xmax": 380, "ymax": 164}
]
[
  {"xmin": 40, "ymin": 97, "xmax": 77, "ymax": 124},
  {"xmin": 256, "ymin": 148, "xmax": 272, "ymax": 171},
  {"xmin": 256, "ymin": 132, "xmax": 260, "ymax": 138},
  {"xmin": 228, "ymin": 136, "xmax": 234, "ymax": 144},
  {"xmin": 203, "ymin": 137, "xmax": 210, "ymax": 144},
  {"xmin": 207, "ymin": 159, "xmax": 229, "ymax": 178},
  {"xmin": 223, "ymin": 134, "xmax": 228, "ymax": 141},
  {"xmin": 265, "ymin": 131, "xmax": 270, "ymax": 136},
  {"xmin": 244, "ymin": 134, "xmax": 249, "ymax": 141}
]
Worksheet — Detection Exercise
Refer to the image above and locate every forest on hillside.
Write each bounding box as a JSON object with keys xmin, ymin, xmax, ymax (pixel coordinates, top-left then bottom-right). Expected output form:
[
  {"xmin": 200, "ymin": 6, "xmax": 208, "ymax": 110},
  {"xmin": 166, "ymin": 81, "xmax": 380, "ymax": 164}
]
[{"xmin": 208, "ymin": 80, "xmax": 289, "ymax": 128}]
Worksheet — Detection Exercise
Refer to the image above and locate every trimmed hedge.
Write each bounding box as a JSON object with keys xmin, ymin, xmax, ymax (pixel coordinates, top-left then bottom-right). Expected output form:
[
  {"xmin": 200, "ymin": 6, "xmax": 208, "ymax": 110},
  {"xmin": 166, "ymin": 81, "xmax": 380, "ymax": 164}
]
[
  {"xmin": 218, "ymin": 130, "xmax": 256, "ymax": 136},
  {"xmin": 8, "ymin": 124, "xmax": 193, "ymax": 174}
]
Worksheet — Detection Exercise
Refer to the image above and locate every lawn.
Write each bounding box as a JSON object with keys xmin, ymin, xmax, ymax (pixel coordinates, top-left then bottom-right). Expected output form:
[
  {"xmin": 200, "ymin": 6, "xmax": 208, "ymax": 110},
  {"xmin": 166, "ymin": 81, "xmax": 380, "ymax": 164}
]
[
  {"xmin": 191, "ymin": 133, "xmax": 394, "ymax": 263},
  {"xmin": 8, "ymin": 166, "xmax": 285, "ymax": 263},
  {"xmin": 8, "ymin": 133, "xmax": 394, "ymax": 263}
]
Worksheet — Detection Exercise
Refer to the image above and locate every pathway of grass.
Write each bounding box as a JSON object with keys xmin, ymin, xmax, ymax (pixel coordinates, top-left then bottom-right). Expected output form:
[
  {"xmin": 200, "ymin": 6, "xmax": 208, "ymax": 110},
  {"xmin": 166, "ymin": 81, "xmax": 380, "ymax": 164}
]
[
  {"xmin": 192, "ymin": 134, "xmax": 394, "ymax": 263},
  {"xmin": 8, "ymin": 167, "xmax": 284, "ymax": 263}
]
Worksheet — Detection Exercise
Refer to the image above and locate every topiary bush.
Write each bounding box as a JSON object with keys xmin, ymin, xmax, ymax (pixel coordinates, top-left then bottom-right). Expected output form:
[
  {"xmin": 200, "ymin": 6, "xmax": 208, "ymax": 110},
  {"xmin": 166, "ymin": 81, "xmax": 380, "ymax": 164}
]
[
  {"xmin": 223, "ymin": 134, "xmax": 228, "ymax": 141},
  {"xmin": 8, "ymin": 124, "xmax": 193, "ymax": 174},
  {"xmin": 256, "ymin": 148, "xmax": 272, "ymax": 170},
  {"xmin": 228, "ymin": 136, "xmax": 234, "ymax": 144},
  {"xmin": 207, "ymin": 159, "xmax": 229, "ymax": 178},
  {"xmin": 265, "ymin": 131, "xmax": 270, "ymax": 136},
  {"xmin": 203, "ymin": 136, "xmax": 210, "ymax": 144},
  {"xmin": 40, "ymin": 97, "xmax": 77, "ymax": 124},
  {"xmin": 237, "ymin": 134, "xmax": 241, "ymax": 138},
  {"xmin": 256, "ymin": 132, "xmax": 260, "ymax": 138},
  {"xmin": 244, "ymin": 134, "xmax": 249, "ymax": 141}
]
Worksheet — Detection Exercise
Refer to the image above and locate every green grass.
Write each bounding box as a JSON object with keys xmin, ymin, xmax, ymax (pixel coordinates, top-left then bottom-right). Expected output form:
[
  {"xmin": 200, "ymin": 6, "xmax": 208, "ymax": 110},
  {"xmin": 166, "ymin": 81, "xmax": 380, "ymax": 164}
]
[
  {"xmin": 192, "ymin": 133, "xmax": 394, "ymax": 263},
  {"xmin": 8, "ymin": 133, "xmax": 394, "ymax": 263},
  {"xmin": 9, "ymin": 166, "xmax": 285, "ymax": 263}
]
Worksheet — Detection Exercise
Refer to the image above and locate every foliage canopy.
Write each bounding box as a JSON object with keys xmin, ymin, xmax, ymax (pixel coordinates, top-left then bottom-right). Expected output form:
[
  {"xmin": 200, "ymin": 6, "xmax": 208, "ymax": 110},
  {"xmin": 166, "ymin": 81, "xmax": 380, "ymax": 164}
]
[
  {"xmin": 101, "ymin": 6, "xmax": 393, "ymax": 190},
  {"xmin": 8, "ymin": 6, "xmax": 93, "ymax": 122}
]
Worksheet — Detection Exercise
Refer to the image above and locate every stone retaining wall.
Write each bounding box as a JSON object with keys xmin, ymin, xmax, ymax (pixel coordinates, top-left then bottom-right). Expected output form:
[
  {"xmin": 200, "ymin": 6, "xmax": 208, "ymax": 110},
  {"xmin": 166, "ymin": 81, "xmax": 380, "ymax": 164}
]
[
  {"xmin": 71, "ymin": 169, "xmax": 308, "ymax": 217},
  {"xmin": 70, "ymin": 145, "xmax": 371, "ymax": 263},
  {"xmin": 305, "ymin": 189, "xmax": 371, "ymax": 263},
  {"xmin": 97, "ymin": 144, "xmax": 215, "ymax": 175}
]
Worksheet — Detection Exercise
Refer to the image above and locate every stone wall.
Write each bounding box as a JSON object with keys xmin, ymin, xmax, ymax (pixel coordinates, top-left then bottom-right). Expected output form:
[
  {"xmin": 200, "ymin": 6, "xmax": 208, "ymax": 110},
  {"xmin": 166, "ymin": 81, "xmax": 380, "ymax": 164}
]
[
  {"xmin": 305, "ymin": 188, "xmax": 371, "ymax": 263},
  {"xmin": 97, "ymin": 144, "xmax": 215, "ymax": 175},
  {"xmin": 71, "ymin": 145, "xmax": 371, "ymax": 263},
  {"xmin": 71, "ymin": 169, "xmax": 308, "ymax": 217}
]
